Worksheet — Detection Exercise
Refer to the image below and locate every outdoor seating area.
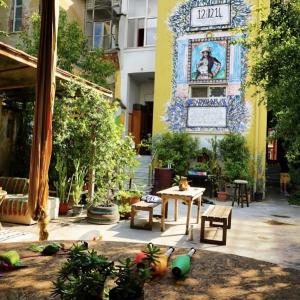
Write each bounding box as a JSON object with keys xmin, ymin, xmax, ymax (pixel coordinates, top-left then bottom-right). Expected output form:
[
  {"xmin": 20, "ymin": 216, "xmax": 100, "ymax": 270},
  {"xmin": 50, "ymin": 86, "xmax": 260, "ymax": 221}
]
[{"xmin": 1, "ymin": 0, "xmax": 300, "ymax": 299}]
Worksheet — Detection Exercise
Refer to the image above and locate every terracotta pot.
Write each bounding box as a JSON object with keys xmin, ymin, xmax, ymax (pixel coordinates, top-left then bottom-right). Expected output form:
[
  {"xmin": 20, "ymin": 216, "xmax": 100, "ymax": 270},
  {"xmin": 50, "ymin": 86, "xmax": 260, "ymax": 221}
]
[
  {"xmin": 59, "ymin": 202, "xmax": 69, "ymax": 215},
  {"xmin": 217, "ymin": 191, "xmax": 229, "ymax": 201}
]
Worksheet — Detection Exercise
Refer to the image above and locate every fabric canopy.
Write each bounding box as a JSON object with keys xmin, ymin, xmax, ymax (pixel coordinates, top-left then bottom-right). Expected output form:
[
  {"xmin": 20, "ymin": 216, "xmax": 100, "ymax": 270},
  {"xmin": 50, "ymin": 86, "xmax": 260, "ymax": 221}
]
[{"xmin": 28, "ymin": 0, "xmax": 59, "ymax": 241}]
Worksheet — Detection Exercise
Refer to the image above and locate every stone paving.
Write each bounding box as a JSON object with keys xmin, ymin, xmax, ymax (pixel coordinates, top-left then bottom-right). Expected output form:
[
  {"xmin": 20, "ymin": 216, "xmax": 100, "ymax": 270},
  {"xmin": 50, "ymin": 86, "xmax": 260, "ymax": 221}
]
[{"xmin": 1, "ymin": 190, "xmax": 300, "ymax": 270}]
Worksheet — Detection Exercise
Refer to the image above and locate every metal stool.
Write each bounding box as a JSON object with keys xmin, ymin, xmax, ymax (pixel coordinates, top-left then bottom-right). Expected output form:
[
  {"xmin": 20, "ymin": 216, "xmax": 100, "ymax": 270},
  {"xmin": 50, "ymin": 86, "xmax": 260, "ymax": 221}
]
[{"xmin": 232, "ymin": 180, "xmax": 249, "ymax": 207}]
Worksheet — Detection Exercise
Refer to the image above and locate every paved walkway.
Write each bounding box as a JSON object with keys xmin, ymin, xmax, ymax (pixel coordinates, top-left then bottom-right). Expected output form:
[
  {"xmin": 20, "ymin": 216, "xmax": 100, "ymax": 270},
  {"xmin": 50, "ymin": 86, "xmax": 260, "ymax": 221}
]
[{"xmin": 1, "ymin": 190, "xmax": 300, "ymax": 270}]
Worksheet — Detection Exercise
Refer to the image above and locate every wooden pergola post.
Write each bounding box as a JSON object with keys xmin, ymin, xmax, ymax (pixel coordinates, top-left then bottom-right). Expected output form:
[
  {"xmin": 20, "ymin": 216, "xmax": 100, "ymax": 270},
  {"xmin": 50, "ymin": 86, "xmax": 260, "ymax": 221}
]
[{"xmin": 28, "ymin": 0, "xmax": 59, "ymax": 241}]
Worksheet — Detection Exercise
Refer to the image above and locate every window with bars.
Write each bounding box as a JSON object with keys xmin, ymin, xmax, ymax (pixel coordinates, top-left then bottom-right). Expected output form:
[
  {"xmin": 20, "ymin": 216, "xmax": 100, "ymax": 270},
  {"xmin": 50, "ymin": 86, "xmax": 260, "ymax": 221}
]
[
  {"xmin": 127, "ymin": 0, "xmax": 157, "ymax": 48},
  {"xmin": 13, "ymin": 0, "xmax": 22, "ymax": 32}
]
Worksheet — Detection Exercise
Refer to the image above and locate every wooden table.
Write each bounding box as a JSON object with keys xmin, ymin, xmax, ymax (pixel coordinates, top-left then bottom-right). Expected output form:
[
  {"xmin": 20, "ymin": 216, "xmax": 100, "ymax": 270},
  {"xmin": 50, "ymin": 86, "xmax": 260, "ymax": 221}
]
[
  {"xmin": 0, "ymin": 189, "xmax": 7, "ymax": 230},
  {"xmin": 157, "ymin": 186, "xmax": 205, "ymax": 235}
]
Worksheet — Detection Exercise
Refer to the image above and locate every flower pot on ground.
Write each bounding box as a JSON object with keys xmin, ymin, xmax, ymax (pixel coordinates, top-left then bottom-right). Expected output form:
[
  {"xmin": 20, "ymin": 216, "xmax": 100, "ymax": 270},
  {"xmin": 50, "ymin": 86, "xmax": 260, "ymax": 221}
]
[
  {"xmin": 217, "ymin": 191, "xmax": 229, "ymax": 201},
  {"xmin": 71, "ymin": 159, "xmax": 87, "ymax": 216},
  {"xmin": 58, "ymin": 202, "xmax": 70, "ymax": 215},
  {"xmin": 54, "ymin": 155, "xmax": 69, "ymax": 215}
]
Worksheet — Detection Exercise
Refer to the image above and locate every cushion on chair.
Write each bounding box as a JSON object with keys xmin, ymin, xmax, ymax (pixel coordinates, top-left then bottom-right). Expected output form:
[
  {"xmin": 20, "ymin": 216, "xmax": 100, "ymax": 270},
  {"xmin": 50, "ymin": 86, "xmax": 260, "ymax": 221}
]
[{"xmin": 141, "ymin": 195, "xmax": 162, "ymax": 204}]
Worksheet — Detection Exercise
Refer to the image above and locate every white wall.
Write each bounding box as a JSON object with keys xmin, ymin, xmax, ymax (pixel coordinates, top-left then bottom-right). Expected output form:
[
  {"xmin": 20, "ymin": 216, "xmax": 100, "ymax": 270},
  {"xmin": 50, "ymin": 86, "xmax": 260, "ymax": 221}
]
[{"xmin": 139, "ymin": 81, "xmax": 154, "ymax": 105}]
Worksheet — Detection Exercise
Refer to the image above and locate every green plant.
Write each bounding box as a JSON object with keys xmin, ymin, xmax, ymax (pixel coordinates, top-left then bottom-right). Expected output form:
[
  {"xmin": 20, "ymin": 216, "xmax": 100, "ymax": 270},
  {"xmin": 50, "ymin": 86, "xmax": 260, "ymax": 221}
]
[
  {"xmin": 219, "ymin": 133, "xmax": 250, "ymax": 182},
  {"xmin": 195, "ymin": 147, "xmax": 212, "ymax": 162},
  {"xmin": 17, "ymin": 10, "xmax": 115, "ymax": 87},
  {"xmin": 152, "ymin": 132, "xmax": 198, "ymax": 175},
  {"xmin": 110, "ymin": 258, "xmax": 150, "ymax": 300},
  {"xmin": 194, "ymin": 162, "xmax": 210, "ymax": 172},
  {"xmin": 118, "ymin": 203, "xmax": 131, "ymax": 219},
  {"xmin": 53, "ymin": 82, "xmax": 138, "ymax": 208},
  {"xmin": 54, "ymin": 155, "xmax": 68, "ymax": 203},
  {"xmin": 52, "ymin": 242, "xmax": 113, "ymax": 300},
  {"xmin": 109, "ymin": 243, "xmax": 160, "ymax": 299},
  {"xmin": 116, "ymin": 190, "xmax": 143, "ymax": 201},
  {"xmin": 72, "ymin": 159, "xmax": 87, "ymax": 205},
  {"xmin": 172, "ymin": 175, "xmax": 181, "ymax": 186}
]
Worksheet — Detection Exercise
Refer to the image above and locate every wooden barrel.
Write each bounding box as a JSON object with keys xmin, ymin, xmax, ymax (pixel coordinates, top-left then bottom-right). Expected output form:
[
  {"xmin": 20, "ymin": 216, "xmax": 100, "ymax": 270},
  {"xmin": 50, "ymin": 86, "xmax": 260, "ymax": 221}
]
[{"xmin": 87, "ymin": 204, "xmax": 120, "ymax": 225}]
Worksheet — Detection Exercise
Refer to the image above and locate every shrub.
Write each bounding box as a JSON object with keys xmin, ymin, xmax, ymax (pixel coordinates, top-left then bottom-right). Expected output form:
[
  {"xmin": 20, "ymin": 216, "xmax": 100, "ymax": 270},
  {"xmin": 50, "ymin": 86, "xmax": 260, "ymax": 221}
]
[{"xmin": 152, "ymin": 132, "xmax": 198, "ymax": 175}]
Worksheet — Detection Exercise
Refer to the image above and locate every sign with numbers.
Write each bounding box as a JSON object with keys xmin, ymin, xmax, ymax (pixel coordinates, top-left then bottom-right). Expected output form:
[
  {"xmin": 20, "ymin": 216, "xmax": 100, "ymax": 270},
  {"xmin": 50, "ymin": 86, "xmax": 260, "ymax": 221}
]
[{"xmin": 191, "ymin": 4, "xmax": 231, "ymax": 28}]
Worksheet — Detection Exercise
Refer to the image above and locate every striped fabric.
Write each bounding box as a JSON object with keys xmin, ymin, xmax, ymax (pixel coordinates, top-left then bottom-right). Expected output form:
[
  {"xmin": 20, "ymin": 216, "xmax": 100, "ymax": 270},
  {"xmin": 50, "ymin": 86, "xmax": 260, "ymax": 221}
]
[
  {"xmin": 0, "ymin": 177, "xmax": 29, "ymax": 194},
  {"xmin": 0, "ymin": 177, "xmax": 29, "ymax": 216}
]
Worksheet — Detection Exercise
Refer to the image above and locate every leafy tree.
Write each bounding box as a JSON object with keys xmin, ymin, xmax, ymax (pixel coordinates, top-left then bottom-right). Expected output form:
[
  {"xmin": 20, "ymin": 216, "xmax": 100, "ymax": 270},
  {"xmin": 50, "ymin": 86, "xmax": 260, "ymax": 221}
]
[
  {"xmin": 244, "ymin": 0, "xmax": 300, "ymax": 197},
  {"xmin": 245, "ymin": 0, "xmax": 300, "ymax": 162},
  {"xmin": 17, "ymin": 9, "xmax": 115, "ymax": 87}
]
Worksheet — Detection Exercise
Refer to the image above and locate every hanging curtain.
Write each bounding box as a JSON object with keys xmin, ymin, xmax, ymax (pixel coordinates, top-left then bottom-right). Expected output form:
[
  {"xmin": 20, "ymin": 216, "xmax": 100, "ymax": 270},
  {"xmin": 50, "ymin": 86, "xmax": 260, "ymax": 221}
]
[{"xmin": 28, "ymin": 0, "xmax": 59, "ymax": 241}]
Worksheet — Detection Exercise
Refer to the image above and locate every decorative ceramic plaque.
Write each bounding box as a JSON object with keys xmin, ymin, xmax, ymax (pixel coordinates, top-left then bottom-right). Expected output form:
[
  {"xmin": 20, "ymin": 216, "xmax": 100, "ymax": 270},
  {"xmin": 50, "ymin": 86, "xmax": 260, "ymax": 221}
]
[
  {"xmin": 190, "ymin": 4, "xmax": 231, "ymax": 28},
  {"xmin": 187, "ymin": 106, "xmax": 227, "ymax": 128}
]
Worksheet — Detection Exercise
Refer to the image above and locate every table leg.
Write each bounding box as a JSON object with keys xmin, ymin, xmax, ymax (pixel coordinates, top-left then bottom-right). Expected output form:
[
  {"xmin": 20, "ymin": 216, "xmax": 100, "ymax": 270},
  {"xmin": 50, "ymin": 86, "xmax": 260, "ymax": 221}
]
[
  {"xmin": 196, "ymin": 196, "xmax": 201, "ymax": 224},
  {"xmin": 161, "ymin": 198, "xmax": 166, "ymax": 232},
  {"xmin": 174, "ymin": 199, "xmax": 178, "ymax": 221},
  {"xmin": 185, "ymin": 200, "xmax": 191, "ymax": 235}
]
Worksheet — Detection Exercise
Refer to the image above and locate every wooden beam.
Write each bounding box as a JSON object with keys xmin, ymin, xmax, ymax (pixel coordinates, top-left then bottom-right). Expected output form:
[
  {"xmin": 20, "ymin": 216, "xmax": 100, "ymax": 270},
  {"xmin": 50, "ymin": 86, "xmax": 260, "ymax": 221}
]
[{"xmin": 0, "ymin": 65, "xmax": 31, "ymax": 73}]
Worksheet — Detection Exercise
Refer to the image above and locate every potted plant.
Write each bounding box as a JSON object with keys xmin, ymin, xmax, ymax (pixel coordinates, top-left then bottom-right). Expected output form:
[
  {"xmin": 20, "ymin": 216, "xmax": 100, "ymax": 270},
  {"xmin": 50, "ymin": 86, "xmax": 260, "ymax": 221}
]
[
  {"xmin": 194, "ymin": 162, "xmax": 210, "ymax": 176},
  {"xmin": 109, "ymin": 243, "xmax": 160, "ymax": 300},
  {"xmin": 219, "ymin": 133, "xmax": 251, "ymax": 200},
  {"xmin": 150, "ymin": 132, "xmax": 198, "ymax": 193},
  {"xmin": 118, "ymin": 203, "xmax": 132, "ymax": 220},
  {"xmin": 54, "ymin": 155, "xmax": 69, "ymax": 215},
  {"xmin": 52, "ymin": 83, "xmax": 138, "ymax": 225},
  {"xmin": 254, "ymin": 178, "xmax": 264, "ymax": 201},
  {"xmin": 71, "ymin": 159, "xmax": 87, "ymax": 216},
  {"xmin": 52, "ymin": 242, "xmax": 113, "ymax": 300},
  {"xmin": 117, "ymin": 189, "xmax": 143, "ymax": 206}
]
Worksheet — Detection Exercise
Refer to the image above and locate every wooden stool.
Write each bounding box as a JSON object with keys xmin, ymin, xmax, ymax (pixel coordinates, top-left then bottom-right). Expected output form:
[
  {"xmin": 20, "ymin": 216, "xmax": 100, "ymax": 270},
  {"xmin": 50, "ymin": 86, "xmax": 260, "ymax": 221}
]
[
  {"xmin": 130, "ymin": 201, "xmax": 160, "ymax": 230},
  {"xmin": 232, "ymin": 180, "xmax": 249, "ymax": 208},
  {"xmin": 200, "ymin": 205, "xmax": 232, "ymax": 245}
]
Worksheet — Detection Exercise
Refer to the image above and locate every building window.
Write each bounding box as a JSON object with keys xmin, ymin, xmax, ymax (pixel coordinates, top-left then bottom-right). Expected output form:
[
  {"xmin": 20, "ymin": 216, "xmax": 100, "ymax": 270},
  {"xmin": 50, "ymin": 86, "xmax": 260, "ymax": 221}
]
[
  {"xmin": 13, "ymin": 0, "xmax": 22, "ymax": 32},
  {"xmin": 127, "ymin": 0, "xmax": 157, "ymax": 48},
  {"xmin": 190, "ymin": 86, "xmax": 227, "ymax": 98},
  {"xmin": 85, "ymin": 1, "xmax": 118, "ymax": 50}
]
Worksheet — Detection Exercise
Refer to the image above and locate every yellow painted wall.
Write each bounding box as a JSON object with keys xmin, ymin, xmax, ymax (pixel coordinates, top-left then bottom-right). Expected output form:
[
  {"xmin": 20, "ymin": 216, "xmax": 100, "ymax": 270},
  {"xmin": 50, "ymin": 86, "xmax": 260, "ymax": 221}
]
[
  {"xmin": 153, "ymin": 0, "xmax": 183, "ymax": 134},
  {"xmin": 153, "ymin": 0, "xmax": 269, "ymax": 186}
]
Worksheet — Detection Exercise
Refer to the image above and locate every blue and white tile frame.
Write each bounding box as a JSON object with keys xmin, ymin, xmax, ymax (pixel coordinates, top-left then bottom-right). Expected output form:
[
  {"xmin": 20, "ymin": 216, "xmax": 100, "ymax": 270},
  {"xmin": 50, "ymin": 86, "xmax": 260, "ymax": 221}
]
[{"xmin": 164, "ymin": 0, "xmax": 252, "ymax": 133}]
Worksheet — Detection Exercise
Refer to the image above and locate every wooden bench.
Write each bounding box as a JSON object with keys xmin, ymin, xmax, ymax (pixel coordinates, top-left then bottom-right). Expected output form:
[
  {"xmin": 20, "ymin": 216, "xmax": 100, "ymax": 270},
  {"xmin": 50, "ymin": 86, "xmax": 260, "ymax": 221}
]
[
  {"xmin": 130, "ymin": 201, "xmax": 161, "ymax": 231},
  {"xmin": 200, "ymin": 205, "xmax": 232, "ymax": 245}
]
